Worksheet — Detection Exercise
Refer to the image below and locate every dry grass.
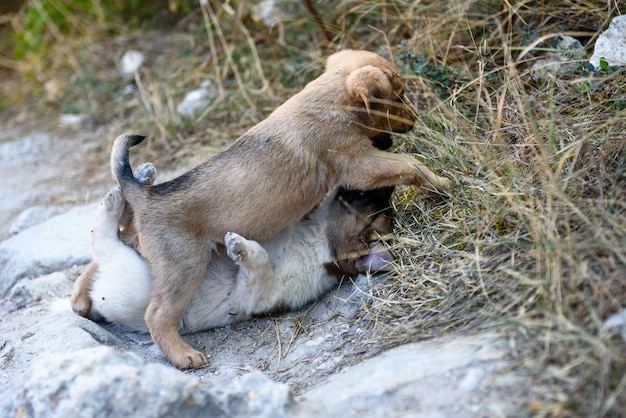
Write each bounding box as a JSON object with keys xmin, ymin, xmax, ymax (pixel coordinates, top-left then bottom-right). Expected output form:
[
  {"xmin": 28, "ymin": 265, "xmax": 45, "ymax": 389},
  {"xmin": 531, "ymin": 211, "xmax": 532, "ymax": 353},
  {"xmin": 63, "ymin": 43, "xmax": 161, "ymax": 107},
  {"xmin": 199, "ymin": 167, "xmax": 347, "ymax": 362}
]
[{"xmin": 2, "ymin": 0, "xmax": 625, "ymax": 416}]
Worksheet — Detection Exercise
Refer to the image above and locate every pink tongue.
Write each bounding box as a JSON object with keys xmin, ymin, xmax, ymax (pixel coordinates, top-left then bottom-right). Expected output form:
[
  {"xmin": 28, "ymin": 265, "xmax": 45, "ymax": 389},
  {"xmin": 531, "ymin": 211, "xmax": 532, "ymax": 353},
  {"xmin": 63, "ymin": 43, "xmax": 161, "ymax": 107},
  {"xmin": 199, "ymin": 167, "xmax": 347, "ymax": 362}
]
[{"xmin": 355, "ymin": 242, "xmax": 393, "ymax": 272}]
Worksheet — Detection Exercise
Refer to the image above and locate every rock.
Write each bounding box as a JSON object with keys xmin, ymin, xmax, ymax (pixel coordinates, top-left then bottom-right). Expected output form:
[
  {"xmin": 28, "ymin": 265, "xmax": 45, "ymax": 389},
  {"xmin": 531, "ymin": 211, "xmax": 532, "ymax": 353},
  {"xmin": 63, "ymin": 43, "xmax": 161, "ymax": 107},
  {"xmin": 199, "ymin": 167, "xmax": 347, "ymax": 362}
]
[
  {"xmin": 0, "ymin": 302, "xmax": 122, "ymax": 391},
  {"xmin": 119, "ymin": 50, "xmax": 145, "ymax": 78},
  {"xmin": 298, "ymin": 333, "xmax": 527, "ymax": 417},
  {"xmin": 251, "ymin": 0, "xmax": 286, "ymax": 26},
  {"xmin": 0, "ymin": 132, "xmax": 47, "ymax": 165},
  {"xmin": 0, "ymin": 203, "xmax": 96, "ymax": 297},
  {"xmin": 0, "ymin": 132, "xmax": 82, "ymax": 240},
  {"xmin": 59, "ymin": 113, "xmax": 89, "ymax": 127},
  {"xmin": 8, "ymin": 206, "xmax": 61, "ymax": 236},
  {"xmin": 330, "ymin": 273, "xmax": 373, "ymax": 318},
  {"xmin": 176, "ymin": 81, "xmax": 217, "ymax": 118},
  {"xmin": 531, "ymin": 35, "xmax": 586, "ymax": 80},
  {"xmin": 214, "ymin": 372, "xmax": 295, "ymax": 418},
  {"xmin": 589, "ymin": 15, "xmax": 626, "ymax": 69},
  {"xmin": 0, "ymin": 346, "xmax": 294, "ymax": 418},
  {"xmin": 2, "ymin": 271, "xmax": 70, "ymax": 315},
  {"xmin": 600, "ymin": 307, "xmax": 626, "ymax": 341}
]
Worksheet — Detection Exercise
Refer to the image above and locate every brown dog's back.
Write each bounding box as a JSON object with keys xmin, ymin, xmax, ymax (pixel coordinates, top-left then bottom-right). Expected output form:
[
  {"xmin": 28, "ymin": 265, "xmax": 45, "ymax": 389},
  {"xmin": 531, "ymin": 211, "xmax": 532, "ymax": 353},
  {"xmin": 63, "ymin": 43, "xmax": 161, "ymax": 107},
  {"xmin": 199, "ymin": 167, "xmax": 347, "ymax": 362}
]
[{"xmin": 111, "ymin": 131, "xmax": 330, "ymax": 243}]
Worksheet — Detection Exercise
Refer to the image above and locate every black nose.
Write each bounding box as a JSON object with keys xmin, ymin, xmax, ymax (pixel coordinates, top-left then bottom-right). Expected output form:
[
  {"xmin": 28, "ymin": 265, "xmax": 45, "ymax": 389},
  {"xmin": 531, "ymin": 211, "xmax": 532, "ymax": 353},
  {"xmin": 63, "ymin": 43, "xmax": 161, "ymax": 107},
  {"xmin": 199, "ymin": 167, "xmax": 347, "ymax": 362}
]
[{"xmin": 370, "ymin": 132, "xmax": 393, "ymax": 150}]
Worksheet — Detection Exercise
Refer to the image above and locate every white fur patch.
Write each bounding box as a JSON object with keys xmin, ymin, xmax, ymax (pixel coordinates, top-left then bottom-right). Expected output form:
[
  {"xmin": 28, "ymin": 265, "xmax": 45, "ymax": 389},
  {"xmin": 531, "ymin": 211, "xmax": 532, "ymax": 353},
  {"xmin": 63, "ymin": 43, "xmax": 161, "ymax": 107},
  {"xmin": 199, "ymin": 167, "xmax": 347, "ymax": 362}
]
[{"xmin": 90, "ymin": 244, "xmax": 151, "ymax": 333}]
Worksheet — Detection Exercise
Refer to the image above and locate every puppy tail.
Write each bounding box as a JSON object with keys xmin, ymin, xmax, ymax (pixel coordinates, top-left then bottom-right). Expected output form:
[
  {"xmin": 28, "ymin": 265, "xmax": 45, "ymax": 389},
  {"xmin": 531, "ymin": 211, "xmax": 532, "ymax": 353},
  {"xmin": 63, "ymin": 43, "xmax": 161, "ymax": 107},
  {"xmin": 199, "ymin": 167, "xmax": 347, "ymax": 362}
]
[{"xmin": 111, "ymin": 134, "xmax": 147, "ymax": 203}]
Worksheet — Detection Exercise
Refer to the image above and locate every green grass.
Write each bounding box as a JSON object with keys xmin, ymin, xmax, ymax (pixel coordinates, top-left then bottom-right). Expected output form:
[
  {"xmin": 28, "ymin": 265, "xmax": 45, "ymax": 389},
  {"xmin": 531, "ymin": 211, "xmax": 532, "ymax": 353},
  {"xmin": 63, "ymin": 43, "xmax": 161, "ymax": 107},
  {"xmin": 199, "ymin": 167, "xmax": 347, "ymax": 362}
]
[{"xmin": 3, "ymin": 0, "xmax": 626, "ymax": 415}]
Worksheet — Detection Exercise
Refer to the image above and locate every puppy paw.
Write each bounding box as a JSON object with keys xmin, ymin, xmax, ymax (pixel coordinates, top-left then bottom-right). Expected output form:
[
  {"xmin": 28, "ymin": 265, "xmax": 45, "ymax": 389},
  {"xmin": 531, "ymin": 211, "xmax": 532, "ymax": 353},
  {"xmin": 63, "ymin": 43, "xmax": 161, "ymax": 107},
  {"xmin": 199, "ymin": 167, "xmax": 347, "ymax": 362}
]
[
  {"xmin": 171, "ymin": 348, "xmax": 209, "ymax": 370},
  {"xmin": 70, "ymin": 290, "xmax": 92, "ymax": 317},
  {"xmin": 92, "ymin": 187, "xmax": 126, "ymax": 246},
  {"xmin": 102, "ymin": 186, "xmax": 125, "ymax": 216},
  {"xmin": 134, "ymin": 162, "xmax": 156, "ymax": 185},
  {"xmin": 225, "ymin": 232, "xmax": 270, "ymax": 272},
  {"xmin": 225, "ymin": 232, "xmax": 247, "ymax": 262}
]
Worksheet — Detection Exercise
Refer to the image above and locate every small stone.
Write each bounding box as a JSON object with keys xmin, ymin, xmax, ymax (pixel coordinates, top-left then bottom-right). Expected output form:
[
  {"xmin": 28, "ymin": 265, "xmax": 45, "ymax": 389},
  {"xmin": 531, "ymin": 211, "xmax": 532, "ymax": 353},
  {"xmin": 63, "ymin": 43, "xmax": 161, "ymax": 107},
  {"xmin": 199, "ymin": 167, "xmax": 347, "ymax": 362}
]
[
  {"xmin": 59, "ymin": 113, "xmax": 89, "ymax": 127},
  {"xmin": 590, "ymin": 15, "xmax": 626, "ymax": 69},
  {"xmin": 600, "ymin": 307, "xmax": 626, "ymax": 341},
  {"xmin": 251, "ymin": 0, "xmax": 284, "ymax": 26},
  {"xmin": 176, "ymin": 81, "xmax": 217, "ymax": 118},
  {"xmin": 119, "ymin": 50, "xmax": 145, "ymax": 78},
  {"xmin": 531, "ymin": 35, "xmax": 585, "ymax": 80}
]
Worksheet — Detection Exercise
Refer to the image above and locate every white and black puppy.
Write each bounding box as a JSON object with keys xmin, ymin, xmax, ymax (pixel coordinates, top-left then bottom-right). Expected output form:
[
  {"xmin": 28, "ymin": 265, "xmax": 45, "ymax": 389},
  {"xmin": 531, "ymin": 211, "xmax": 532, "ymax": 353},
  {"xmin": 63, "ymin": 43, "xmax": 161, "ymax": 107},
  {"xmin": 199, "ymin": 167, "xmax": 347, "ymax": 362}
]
[{"xmin": 83, "ymin": 163, "xmax": 395, "ymax": 335}]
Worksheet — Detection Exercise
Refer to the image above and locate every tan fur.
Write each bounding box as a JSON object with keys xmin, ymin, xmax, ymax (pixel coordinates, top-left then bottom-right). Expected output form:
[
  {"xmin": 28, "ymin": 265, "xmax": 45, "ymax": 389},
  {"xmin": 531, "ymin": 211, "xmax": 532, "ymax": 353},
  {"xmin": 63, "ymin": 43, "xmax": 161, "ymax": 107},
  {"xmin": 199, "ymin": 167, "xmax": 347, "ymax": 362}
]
[
  {"xmin": 70, "ymin": 261, "xmax": 97, "ymax": 317},
  {"xmin": 111, "ymin": 50, "xmax": 450, "ymax": 369}
]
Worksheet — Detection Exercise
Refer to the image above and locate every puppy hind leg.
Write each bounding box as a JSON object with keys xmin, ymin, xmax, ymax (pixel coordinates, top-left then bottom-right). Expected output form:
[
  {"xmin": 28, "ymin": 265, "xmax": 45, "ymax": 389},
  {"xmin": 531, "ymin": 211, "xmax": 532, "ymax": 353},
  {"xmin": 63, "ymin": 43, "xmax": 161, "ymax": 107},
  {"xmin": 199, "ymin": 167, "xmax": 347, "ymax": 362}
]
[
  {"xmin": 134, "ymin": 162, "xmax": 156, "ymax": 185},
  {"xmin": 412, "ymin": 160, "xmax": 451, "ymax": 193},
  {"xmin": 73, "ymin": 185, "xmax": 130, "ymax": 318},
  {"xmin": 144, "ymin": 242, "xmax": 213, "ymax": 369}
]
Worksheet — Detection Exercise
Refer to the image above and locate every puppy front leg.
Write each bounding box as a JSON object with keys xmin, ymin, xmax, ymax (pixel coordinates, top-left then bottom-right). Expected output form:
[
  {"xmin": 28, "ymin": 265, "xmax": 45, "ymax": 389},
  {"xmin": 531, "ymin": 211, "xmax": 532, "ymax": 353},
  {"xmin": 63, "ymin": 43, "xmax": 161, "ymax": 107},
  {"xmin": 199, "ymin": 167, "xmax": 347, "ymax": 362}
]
[
  {"xmin": 344, "ymin": 150, "xmax": 451, "ymax": 192},
  {"xmin": 144, "ymin": 241, "xmax": 212, "ymax": 369}
]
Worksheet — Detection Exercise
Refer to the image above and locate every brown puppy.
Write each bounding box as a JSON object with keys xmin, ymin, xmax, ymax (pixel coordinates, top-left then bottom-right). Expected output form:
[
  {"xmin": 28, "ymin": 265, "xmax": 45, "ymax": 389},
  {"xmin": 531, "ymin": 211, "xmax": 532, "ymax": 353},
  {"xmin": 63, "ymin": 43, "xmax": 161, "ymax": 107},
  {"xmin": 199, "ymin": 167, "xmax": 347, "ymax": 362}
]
[{"xmin": 112, "ymin": 50, "xmax": 450, "ymax": 368}]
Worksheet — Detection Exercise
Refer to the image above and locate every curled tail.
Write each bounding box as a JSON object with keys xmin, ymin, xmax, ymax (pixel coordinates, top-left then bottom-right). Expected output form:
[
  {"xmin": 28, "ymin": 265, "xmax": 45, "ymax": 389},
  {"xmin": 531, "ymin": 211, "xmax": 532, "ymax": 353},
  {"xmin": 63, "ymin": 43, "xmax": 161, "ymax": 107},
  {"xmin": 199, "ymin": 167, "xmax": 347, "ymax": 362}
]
[{"xmin": 111, "ymin": 134, "xmax": 147, "ymax": 205}]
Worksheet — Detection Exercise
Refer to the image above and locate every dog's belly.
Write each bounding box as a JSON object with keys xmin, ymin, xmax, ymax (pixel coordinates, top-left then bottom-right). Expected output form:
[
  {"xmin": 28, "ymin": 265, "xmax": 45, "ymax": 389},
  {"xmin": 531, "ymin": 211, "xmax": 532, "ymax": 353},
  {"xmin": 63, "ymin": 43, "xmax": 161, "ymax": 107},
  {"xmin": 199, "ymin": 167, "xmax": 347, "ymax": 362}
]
[
  {"xmin": 178, "ymin": 219, "xmax": 336, "ymax": 334},
  {"xmin": 179, "ymin": 257, "xmax": 242, "ymax": 332}
]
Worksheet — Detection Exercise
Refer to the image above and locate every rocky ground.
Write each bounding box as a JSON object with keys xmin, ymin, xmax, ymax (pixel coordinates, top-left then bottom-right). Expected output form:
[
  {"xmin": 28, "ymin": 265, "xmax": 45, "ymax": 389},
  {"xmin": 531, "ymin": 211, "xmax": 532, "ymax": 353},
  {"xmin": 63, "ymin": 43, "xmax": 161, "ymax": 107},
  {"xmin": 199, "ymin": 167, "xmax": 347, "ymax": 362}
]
[{"xmin": 0, "ymin": 126, "xmax": 534, "ymax": 416}]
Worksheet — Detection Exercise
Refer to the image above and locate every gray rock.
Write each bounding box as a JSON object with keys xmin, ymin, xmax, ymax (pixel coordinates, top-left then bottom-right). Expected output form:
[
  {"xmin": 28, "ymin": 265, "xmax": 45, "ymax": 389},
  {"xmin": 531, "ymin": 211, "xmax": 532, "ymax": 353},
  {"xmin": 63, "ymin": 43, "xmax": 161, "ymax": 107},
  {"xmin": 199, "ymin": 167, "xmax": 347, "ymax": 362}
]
[
  {"xmin": 119, "ymin": 50, "xmax": 145, "ymax": 78},
  {"xmin": 8, "ymin": 206, "xmax": 61, "ymax": 236},
  {"xmin": 59, "ymin": 113, "xmax": 89, "ymax": 127},
  {"xmin": 298, "ymin": 333, "xmax": 526, "ymax": 417},
  {"xmin": 0, "ymin": 203, "xmax": 96, "ymax": 297},
  {"xmin": 531, "ymin": 35, "xmax": 586, "ymax": 80},
  {"xmin": 590, "ymin": 14, "xmax": 626, "ymax": 68},
  {"xmin": 176, "ymin": 80, "xmax": 217, "ymax": 118},
  {"xmin": 214, "ymin": 372, "xmax": 295, "ymax": 418},
  {"xmin": 0, "ymin": 305, "xmax": 122, "ymax": 392},
  {"xmin": 2, "ymin": 271, "xmax": 70, "ymax": 314},
  {"xmin": 0, "ymin": 346, "xmax": 294, "ymax": 418},
  {"xmin": 600, "ymin": 307, "xmax": 626, "ymax": 342},
  {"xmin": 0, "ymin": 132, "xmax": 47, "ymax": 165}
]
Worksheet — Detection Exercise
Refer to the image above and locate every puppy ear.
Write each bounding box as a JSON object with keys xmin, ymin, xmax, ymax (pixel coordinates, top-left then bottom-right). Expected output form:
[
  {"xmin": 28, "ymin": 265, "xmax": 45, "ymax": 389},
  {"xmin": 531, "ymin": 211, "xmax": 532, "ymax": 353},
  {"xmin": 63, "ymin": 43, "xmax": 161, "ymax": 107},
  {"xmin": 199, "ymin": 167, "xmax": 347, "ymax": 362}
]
[{"xmin": 346, "ymin": 65, "xmax": 393, "ymax": 115}]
